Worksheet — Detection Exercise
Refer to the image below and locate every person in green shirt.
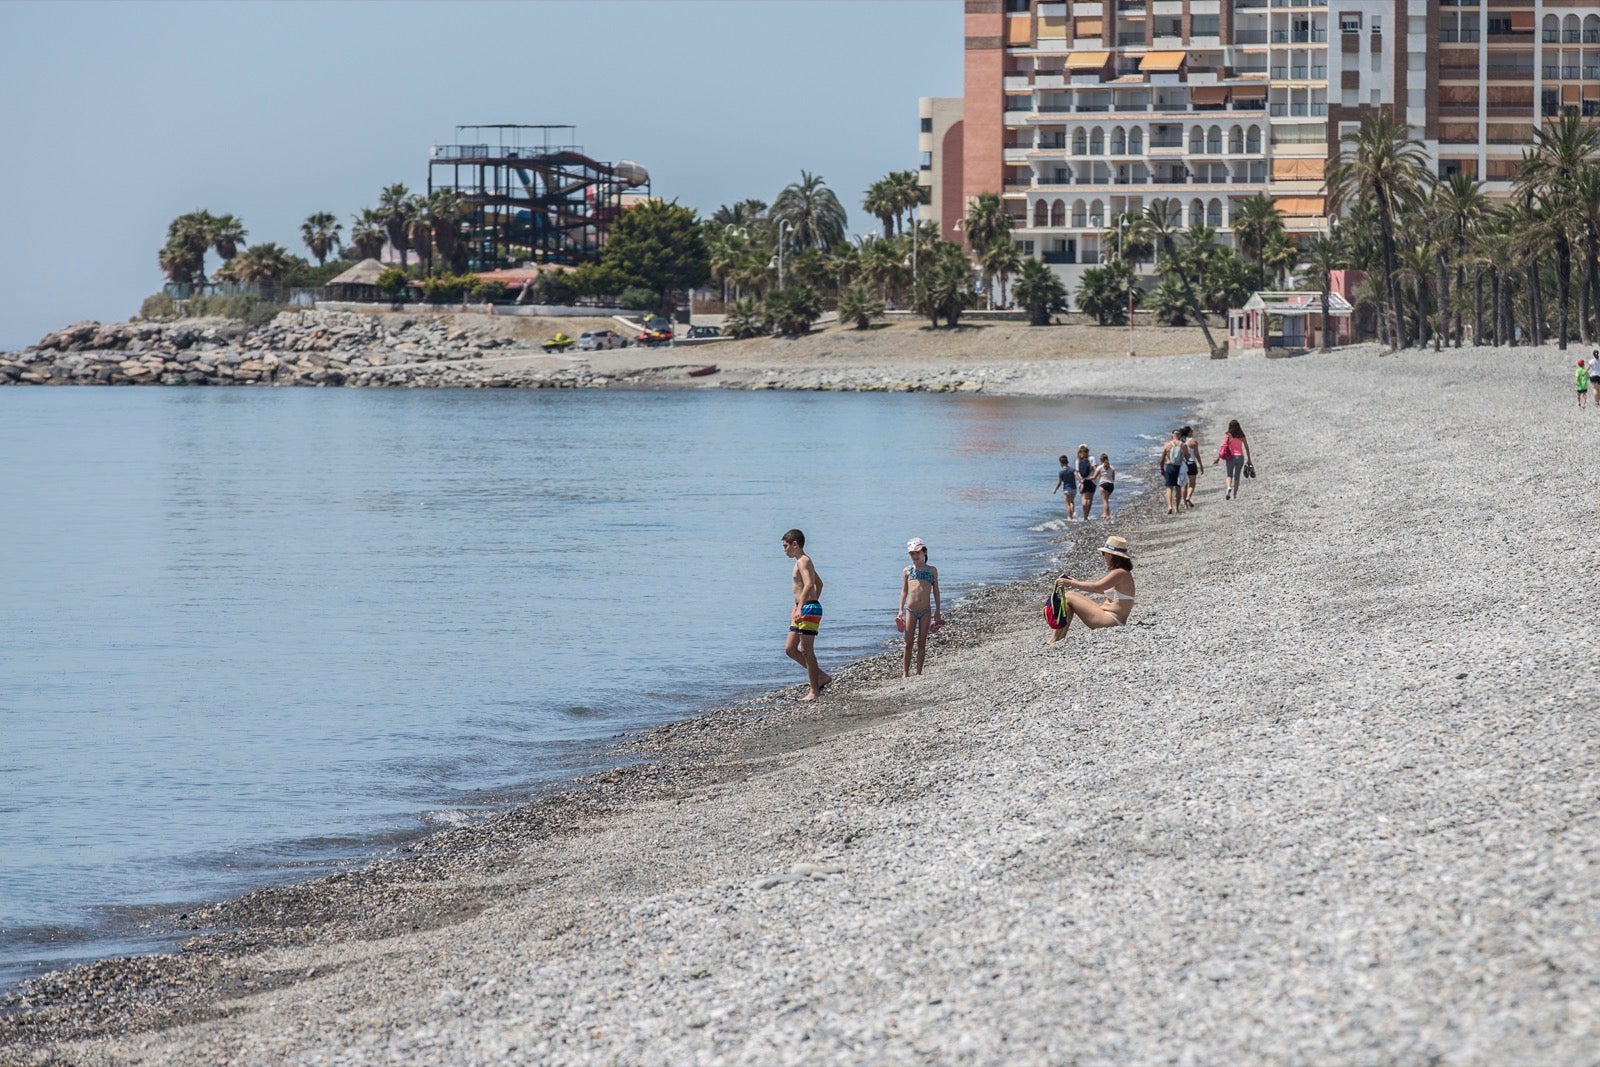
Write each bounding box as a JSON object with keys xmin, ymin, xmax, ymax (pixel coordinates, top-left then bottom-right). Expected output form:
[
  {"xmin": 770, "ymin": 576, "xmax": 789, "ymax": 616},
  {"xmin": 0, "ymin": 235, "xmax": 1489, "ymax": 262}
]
[{"xmin": 1579, "ymin": 358, "xmax": 1591, "ymax": 409}]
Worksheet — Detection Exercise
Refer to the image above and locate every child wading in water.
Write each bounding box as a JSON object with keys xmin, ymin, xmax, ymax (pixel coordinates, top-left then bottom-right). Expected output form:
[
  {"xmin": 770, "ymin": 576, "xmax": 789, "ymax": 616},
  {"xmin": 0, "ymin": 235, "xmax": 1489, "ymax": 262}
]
[
  {"xmin": 897, "ymin": 537, "xmax": 942, "ymax": 677},
  {"xmin": 1051, "ymin": 455, "xmax": 1078, "ymax": 520}
]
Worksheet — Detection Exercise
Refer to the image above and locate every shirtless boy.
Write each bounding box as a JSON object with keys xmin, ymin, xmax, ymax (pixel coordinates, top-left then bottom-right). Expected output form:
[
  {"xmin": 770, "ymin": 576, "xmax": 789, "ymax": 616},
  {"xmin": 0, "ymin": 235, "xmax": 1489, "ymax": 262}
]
[{"xmin": 782, "ymin": 528, "xmax": 832, "ymax": 701}]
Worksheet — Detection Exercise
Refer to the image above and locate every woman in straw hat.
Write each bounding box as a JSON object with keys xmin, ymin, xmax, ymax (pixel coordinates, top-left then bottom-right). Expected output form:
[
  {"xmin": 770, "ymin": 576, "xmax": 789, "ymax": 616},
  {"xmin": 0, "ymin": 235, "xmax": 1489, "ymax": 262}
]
[{"xmin": 1046, "ymin": 535, "xmax": 1136, "ymax": 644}]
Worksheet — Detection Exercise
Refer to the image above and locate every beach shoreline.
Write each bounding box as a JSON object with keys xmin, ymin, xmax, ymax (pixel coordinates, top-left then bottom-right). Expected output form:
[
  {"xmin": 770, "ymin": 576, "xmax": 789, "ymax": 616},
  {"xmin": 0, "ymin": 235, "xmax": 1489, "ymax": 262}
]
[{"xmin": 8, "ymin": 341, "xmax": 1600, "ymax": 1065}]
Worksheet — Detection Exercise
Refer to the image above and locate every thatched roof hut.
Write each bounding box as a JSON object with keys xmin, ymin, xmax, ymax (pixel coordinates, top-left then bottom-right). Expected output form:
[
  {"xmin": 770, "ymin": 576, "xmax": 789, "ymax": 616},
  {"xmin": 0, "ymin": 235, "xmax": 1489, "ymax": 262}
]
[{"xmin": 325, "ymin": 258, "xmax": 390, "ymax": 301}]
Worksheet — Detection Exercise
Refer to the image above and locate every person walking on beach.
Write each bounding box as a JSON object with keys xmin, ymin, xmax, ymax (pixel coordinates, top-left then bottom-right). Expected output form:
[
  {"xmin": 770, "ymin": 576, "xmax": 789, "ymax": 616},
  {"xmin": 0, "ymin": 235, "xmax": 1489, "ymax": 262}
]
[
  {"xmin": 1046, "ymin": 535, "xmax": 1136, "ymax": 644},
  {"xmin": 1076, "ymin": 444, "xmax": 1098, "ymax": 520},
  {"xmin": 897, "ymin": 537, "xmax": 942, "ymax": 678},
  {"xmin": 1160, "ymin": 429, "xmax": 1185, "ymax": 514},
  {"xmin": 1051, "ymin": 454, "xmax": 1079, "ymax": 520},
  {"xmin": 1092, "ymin": 453, "xmax": 1115, "ymax": 518},
  {"xmin": 1579, "ymin": 359, "xmax": 1590, "ymax": 409},
  {"xmin": 1181, "ymin": 426, "xmax": 1204, "ymax": 509},
  {"xmin": 1217, "ymin": 419, "xmax": 1252, "ymax": 500},
  {"xmin": 782, "ymin": 529, "xmax": 831, "ymax": 701}
]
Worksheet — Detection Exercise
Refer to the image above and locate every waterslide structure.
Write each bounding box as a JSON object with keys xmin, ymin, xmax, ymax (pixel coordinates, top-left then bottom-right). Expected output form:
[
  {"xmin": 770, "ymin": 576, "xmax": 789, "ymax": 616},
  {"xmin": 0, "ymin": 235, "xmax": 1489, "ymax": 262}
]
[{"xmin": 427, "ymin": 124, "xmax": 650, "ymax": 270}]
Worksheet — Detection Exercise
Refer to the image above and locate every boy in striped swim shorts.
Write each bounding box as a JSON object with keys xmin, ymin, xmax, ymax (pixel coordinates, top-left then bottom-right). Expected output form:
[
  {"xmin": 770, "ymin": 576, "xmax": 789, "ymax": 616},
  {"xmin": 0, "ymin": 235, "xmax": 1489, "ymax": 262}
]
[{"xmin": 782, "ymin": 528, "xmax": 832, "ymax": 701}]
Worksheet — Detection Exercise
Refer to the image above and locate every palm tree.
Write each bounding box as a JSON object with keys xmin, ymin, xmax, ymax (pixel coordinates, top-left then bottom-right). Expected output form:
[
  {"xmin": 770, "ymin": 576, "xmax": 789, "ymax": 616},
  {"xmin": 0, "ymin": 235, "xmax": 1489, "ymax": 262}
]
[
  {"xmin": 980, "ymin": 238, "xmax": 1023, "ymax": 309},
  {"xmin": 1516, "ymin": 111, "xmax": 1600, "ymax": 349},
  {"xmin": 350, "ymin": 209, "xmax": 387, "ymax": 261},
  {"xmin": 423, "ymin": 190, "xmax": 465, "ymax": 274},
  {"xmin": 837, "ymin": 285, "xmax": 885, "ymax": 329},
  {"xmin": 1430, "ymin": 171, "xmax": 1490, "ymax": 346},
  {"xmin": 377, "ymin": 183, "xmax": 417, "ymax": 268},
  {"xmin": 1397, "ymin": 238, "xmax": 1438, "ymax": 350},
  {"xmin": 1326, "ymin": 111, "xmax": 1430, "ymax": 350},
  {"xmin": 1145, "ymin": 202, "xmax": 1219, "ymax": 354},
  {"xmin": 1571, "ymin": 164, "xmax": 1600, "ymax": 343},
  {"xmin": 300, "ymin": 212, "xmax": 342, "ymax": 267},
  {"xmin": 886, "ymin": 171, "xmax": 924, "ymax": 235},
  {"xmin": 1263, "ymin": 229, "xmax": 1299, "ymax": 289},
  {"xmin": 1232, "ymin": 194, "xmax": 1283, "ymax": 292},
  {"xmin": 862, "ymin": 179, "xmax": 897, "ymax": 240},
  {"xmin": 711, "ymin": 199, "xmax": 768, "ymax": 228},
  {"xmin": 827, "ymin": 241, "xmax": 862, "ymax": 292},
  {"xmin": 407, "ymin": 214, "xmax": 434, "ymax": 275},
  {"xmin": 223, "ymin": 242, "xmax": 295, "ymax": 293},
  {"xmin": 772, "ymin": 171, "xmax": 847, "ymax": 251},
  {"xmin": 1297, "ymin": 228, "xmax": 1347, "ymax": 350},
  {"xmin": 962, "ymin": 192, "xmax": 1012, "ymax": 257},
  {"xmin": 157, "ymin": 239, "xmax": 203, "ymax": 289},
  {"xmin": 913, "ymin": 241, "xmax": 976, "ymax": 327},
  {"xmin": 860, "ymin": 237, "xmax": 910, "ymax": 303},
  {"xmin": 209, "ymin": 214, "xmax": 248, "ymax": 262},
  {"xmin": 1013, "ymin": 257, "xmax": 1068, "ymax": 325}
]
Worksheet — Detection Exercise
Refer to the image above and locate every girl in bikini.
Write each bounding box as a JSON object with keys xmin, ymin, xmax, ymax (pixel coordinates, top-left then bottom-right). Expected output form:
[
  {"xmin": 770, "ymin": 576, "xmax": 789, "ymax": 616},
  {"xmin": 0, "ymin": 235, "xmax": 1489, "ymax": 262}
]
[
  {"xmin": 1046, "ymin": 535, "xmax": 1135, "ymax": 645},
  {"xmin": 897, "ymin": 537, "xmax": 943, "ymax": 678}
]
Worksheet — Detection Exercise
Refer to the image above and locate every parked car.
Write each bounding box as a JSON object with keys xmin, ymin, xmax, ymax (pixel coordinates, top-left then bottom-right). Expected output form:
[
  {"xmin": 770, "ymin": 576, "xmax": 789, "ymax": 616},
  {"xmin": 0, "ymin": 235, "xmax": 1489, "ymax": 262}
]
[
  {"xmin": 685, "ymin": 325, "xmax": 721, "ymax": 339},
  {"xmin": 578, "ymin": 329, "xmax": 626, "ymax": 351},
  {"xmin": 643, "ymin": 315, "xmax": 674, "ymax": 333}
]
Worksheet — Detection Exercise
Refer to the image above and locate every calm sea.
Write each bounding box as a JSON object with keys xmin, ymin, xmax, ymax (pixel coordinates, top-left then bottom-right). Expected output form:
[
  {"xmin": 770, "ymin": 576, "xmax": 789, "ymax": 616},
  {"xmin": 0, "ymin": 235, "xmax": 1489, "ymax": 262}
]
[{"xmin": 0, "ymin": 385, "xmax": 1181, "ymax": 985}]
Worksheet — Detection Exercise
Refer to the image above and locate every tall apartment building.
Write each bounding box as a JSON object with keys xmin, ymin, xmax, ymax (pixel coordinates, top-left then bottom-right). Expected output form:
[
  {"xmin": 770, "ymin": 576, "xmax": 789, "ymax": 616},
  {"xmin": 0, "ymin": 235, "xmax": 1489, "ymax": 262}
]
[
  {"xmin": 918, "ymin": 97, "xmax": 967, "ymax": 243},
  {"xmin": 958, "ymin": 0, "xmax": 1600, "ymax": 296}
]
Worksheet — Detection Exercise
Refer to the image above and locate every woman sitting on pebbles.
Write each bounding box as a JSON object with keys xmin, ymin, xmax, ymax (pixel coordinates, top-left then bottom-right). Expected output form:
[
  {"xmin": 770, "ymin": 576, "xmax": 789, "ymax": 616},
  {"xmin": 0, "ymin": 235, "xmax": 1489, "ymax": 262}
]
[{"xmin": 1046, "ymin": 535, "xmax": 1135, "ymax": 644}]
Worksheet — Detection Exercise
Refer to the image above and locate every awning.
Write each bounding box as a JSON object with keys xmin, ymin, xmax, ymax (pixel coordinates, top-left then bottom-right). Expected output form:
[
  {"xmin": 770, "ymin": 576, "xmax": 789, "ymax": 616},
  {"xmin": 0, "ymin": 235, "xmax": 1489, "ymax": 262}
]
[
  {"xmin": 1274, "ymin": 196, "xmax": 1326, "ymax": 217},
  {"xmin": 1008, "ymin": 17, "xmax": 1035, "ymax": 45},
  {"xmin": 1564, "ymin": 83, "xmax": 1582, "ymax": 103},
  {"xmin": 1037, "ymin": 14, "xmax": 1067, "ymax": 40},
  {"xmin": 1271, "ymin": 157, "xmax": 1325, "ymax": 180},
  {"xmin": 1065, "ymin": 50, "xmax": 1111, "ymax": 71},
  {"xmin": 1189, "ymin": 86, "xmax": 1231, "ymax": 105},
  {"xmin": 1073, "ymin": 17, "xmax": 1103, "ymax": 38},
  {"xmin": 1230, "ymin": 83, "xmax": 1267, "ymax": 99},
  {"xmin": 1140, "ymin": 51, "xmax": 1188, "ymax": 72},
  {"xmin": 1510, "ymin": 10, "xmax": 1534, "ymax": 30}
]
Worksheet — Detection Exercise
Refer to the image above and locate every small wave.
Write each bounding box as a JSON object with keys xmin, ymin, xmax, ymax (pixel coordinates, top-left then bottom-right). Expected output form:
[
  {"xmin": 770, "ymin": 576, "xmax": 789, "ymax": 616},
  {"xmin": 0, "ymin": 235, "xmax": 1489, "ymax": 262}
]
[
  {"xmin": 419, "ymin": 809, "xmax": 478, "ymax": 829},
  {"xmin": 1030, "ymin": 517, "xmax": 1072, "ymax": 532}
]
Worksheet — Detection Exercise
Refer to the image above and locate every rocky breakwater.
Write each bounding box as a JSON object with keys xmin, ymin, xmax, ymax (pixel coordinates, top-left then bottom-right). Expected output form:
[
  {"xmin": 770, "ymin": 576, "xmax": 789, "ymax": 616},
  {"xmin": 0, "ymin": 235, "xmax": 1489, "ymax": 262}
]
[{"xmin": 0, "ymin": 311, "xmax": 519, "ymax": 387}]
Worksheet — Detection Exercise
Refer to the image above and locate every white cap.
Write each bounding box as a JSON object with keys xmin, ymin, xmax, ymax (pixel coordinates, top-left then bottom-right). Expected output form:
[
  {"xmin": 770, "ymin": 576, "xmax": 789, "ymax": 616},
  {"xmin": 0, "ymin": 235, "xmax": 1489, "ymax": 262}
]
[{"xmin": 906, "ymin": 537, "xmax": 927, "ymax": 553}]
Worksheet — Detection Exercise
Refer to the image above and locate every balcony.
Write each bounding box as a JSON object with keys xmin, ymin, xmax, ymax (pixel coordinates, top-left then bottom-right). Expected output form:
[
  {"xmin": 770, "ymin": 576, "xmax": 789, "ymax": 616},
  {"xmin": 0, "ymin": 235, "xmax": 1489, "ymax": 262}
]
[
  {"xmin": 1042, "ymin": 251, "xmax": 1075, "ymax": 264},
  {"xmin": 1440, "ymin": 64, "xmax": 1479, "ymax": 78},
  {"xmin": 1441, "ymin": 28, "xmax": 1480, "ymax": 43},
  {"xmin": 1234, "ymin": 30, "xmax": 1269, "ymax": 43}
]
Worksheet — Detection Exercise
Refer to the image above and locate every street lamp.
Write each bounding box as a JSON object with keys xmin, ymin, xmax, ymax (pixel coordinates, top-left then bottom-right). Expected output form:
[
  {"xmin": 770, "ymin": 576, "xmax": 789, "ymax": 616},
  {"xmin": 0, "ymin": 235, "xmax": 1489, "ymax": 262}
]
[
  {"xmin": 776, "ymin": 219, "xmax": 793, "ymax": 291},
  {"xmin": 1118, "ymin": 213, "xmax": 1136, "ymax": 359},
  {"xmin": 724, "ymin": 225, "xmax": 748, "ymax": 302}
]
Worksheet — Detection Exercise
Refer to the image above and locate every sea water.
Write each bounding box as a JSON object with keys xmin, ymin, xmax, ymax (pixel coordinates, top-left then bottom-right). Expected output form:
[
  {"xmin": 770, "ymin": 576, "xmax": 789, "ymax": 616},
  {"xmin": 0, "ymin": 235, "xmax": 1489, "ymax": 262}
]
[{"xmin": 0, "ymin": 385, "xmax": 1182, "ymax": 985}]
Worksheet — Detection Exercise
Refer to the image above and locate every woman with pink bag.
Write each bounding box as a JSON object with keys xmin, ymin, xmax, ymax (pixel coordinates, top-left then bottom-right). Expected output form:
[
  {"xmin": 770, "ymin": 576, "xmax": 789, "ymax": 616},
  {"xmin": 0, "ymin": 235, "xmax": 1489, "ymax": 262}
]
[{"xmin": 1217, "ymin": 419, "xmax": 1254, "ymax": 500}]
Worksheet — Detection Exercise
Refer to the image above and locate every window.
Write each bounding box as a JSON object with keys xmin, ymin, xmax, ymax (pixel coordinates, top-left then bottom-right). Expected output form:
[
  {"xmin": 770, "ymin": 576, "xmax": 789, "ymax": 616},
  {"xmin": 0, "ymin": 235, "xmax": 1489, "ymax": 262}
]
[
  {"xmin": 1487, "ymin": 17, "xmax": 1510, "ymax": 34},
  {"xmin": 920, "ymin": 117, "xmax": 933, "ymax": 133},
  {"xmin": 1340, "ymin": 13, "xmax": 1361, "ymax": 34},
  {"xmin": 1019, "ymin": 240, "xmax": 1035, "ymax": 255},
  {"xmin": 920, "ymin": 151, "xmax": 933, "ymax": 171},
  {"xmin": 1370, "ymin": 15, "xmax": 1381, "ymax": 35},
  {"xmin": 1005, "ymin": 0, "xmax": 1030, "ymax": 11}
]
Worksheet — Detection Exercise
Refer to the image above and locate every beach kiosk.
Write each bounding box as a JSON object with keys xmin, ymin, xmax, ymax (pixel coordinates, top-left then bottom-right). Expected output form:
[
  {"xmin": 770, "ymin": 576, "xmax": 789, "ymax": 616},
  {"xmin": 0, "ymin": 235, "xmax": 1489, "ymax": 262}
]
[{"xmin": 1229, "ymin": 290, "xmax": 1353, "ymax": 353}]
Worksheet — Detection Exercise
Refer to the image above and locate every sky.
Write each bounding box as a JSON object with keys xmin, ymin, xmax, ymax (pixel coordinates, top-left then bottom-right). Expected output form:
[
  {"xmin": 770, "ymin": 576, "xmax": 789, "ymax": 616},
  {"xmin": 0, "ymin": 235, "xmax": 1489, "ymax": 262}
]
[{"xmin": 0, "ymin": 0, "xmax": 962, "ymax": 349}]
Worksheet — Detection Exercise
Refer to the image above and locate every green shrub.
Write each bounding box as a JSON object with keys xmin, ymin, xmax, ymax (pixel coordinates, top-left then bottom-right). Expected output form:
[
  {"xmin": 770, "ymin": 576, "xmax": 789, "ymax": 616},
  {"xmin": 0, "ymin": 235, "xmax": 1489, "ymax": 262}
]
[
  {"xmin": 181, "ymin": 294, "xmax": 286, "ymax": 327},
  {"xmin": 421, "ymin": 273, "xmax": 478, "ymax": 303},
  {"xmin": 469, "ymin": 280, "xmax": 508, "ymax": 302},
  {"xmin": 376, "ymin": 268, "xmax": 408, "ymax": 299},
  {"xmin": 139, "ymin": 293, "xmax": 177, "ymax": 320},
  {"xmin": 618, "ymin": 286, "xmax": 658, "ymax": 311}
]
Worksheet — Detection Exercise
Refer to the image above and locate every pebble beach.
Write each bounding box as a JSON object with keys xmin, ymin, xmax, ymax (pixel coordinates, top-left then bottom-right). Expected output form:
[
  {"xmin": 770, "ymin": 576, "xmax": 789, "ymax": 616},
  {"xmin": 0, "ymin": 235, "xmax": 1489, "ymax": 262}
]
[{"xmin": 5, "ymin": 339, "xmax": 1600, "ymax": 1065}]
